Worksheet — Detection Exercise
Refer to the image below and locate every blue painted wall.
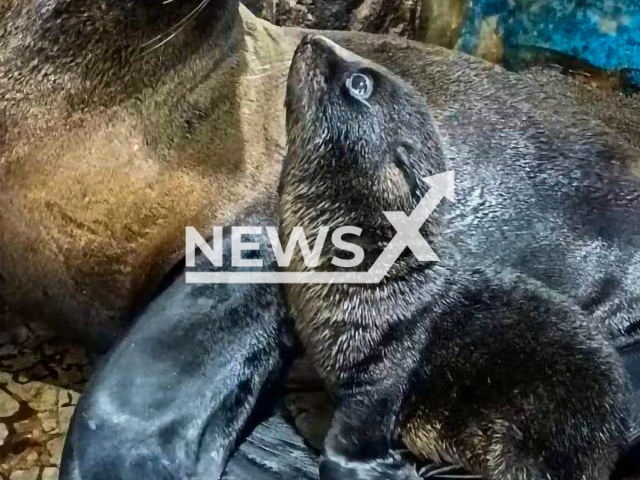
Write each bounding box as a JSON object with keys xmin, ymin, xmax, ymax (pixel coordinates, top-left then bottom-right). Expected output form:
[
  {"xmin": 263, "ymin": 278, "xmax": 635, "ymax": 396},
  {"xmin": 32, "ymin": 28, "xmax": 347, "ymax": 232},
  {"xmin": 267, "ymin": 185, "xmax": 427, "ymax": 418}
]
[{"xmin": 457, "ymin": 0, "xmax": 640, "ymax": 86}]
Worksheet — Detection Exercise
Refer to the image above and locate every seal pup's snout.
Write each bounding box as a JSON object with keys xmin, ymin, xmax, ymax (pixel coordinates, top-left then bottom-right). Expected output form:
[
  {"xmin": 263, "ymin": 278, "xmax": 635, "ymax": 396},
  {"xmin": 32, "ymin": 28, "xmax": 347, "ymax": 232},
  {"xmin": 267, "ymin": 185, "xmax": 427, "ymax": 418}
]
[
  {"xmin": 286, "ymin": 34, "xmax": 374, "ymax": 108},
  {"xmin": 299, "ymin": 34, "xmax": 369, "ymax": 68},
  {"xmin": 297, "ymin": 34, "xmax": 336, "ymax": 82}
]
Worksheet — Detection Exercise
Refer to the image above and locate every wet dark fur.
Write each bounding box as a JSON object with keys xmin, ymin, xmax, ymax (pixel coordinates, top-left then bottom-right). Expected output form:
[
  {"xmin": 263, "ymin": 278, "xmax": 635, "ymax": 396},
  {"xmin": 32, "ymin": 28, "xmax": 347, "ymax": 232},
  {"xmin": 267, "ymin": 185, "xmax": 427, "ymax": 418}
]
[{"xmin": 280, "ymin": 35, "xmax": 640, "ymax": 480}]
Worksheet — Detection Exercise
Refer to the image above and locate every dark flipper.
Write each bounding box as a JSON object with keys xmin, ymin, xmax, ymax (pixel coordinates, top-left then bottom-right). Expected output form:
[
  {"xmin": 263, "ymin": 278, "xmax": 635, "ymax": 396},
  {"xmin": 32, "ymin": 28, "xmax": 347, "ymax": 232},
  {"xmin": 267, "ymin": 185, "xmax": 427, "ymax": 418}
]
[
  {"xmin": 319, "ymin": 387, "xmax": 422, "ymax": 480},
  {"xmin": 612, "ymin": 341, "xmax": 640, "ymax": 479},
  {"xmin": 60, "ymin": 213, "xmax": 307, "ymax": 480},
  {"xmin": 222, "ymin": 414, "xmax": 319, "ymax": 479}
]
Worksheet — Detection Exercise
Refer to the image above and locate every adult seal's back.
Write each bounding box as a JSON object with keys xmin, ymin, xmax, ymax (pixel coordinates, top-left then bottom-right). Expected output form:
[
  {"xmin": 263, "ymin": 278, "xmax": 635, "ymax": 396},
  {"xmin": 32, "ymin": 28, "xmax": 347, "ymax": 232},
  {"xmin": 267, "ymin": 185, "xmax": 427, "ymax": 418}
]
[{"xmin": 280, "ymin": 34, "xmax": 640, "ymax": 479}]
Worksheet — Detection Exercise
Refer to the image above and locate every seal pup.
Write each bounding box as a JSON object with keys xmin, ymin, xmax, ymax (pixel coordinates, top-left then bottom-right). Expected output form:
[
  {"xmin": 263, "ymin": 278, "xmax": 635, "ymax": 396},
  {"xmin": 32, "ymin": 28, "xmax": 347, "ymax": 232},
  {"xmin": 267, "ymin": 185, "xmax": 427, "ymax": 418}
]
[{"xmin": 281, "ymin": 34, "xmax": 640, "ymax": 479}]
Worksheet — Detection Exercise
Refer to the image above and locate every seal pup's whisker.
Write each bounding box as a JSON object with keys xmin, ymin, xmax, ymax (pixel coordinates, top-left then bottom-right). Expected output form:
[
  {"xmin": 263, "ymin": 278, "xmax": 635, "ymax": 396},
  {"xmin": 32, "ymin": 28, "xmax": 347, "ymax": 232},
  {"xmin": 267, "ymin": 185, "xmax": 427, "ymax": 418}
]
[
  {"xmin": 435, "ymin": 476, "xmax": 483, "ymax": 479},
  {"xmin": 254, "ymin": 60, "xmax": 292, "ymax": 71},
  {"xmin": 420, "ymin": 465, "xmax": 461, "ymax": 477}
]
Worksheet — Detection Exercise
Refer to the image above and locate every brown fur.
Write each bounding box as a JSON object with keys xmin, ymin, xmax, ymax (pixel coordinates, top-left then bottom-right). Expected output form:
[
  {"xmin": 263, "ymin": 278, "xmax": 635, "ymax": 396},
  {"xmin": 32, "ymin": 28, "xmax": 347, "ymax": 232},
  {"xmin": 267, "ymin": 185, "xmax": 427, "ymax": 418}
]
[{"xmin": 0, "ymin": 5, "xmax": 301, "ymax": 346}]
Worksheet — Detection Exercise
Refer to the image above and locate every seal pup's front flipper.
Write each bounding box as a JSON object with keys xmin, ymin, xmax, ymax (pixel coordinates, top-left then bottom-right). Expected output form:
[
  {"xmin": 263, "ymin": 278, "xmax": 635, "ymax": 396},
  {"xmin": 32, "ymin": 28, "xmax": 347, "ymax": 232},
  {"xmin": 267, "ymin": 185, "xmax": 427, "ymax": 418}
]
[
  {"xmin": 320, "ymin": 452, "xmax": 421, "ymax": 480},
  {"xmin": 59, "ymin": 212, "xmax": 309, "ymax": 480},
  {"xmin": 318, "ymin": 386, "xmax": 422, "ymax": 480},
  {"xmin": 612, "ymin": 339, "xmax": 640, "ymax": 479},
  {"xmin": 222, "ymin": 413, "xmax": 319, "ymax": 479}
]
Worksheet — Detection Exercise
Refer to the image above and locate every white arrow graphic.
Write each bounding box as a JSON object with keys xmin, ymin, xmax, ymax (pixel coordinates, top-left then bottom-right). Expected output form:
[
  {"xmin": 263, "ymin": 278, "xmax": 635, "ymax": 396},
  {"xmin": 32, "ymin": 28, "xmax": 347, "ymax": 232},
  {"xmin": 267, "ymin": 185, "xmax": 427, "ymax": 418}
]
[
  {"xmin": 367, "ymin": 170, "xmax": 455, "ymax": 282},
  {"xmin": 185, "ymin": 170, "xmax": 455, "ymax": 284}
]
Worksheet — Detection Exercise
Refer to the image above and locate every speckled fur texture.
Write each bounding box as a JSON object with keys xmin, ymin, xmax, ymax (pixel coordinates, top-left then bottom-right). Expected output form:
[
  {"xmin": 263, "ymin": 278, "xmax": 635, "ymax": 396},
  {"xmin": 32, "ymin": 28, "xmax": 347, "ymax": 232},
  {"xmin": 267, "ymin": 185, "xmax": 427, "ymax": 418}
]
[{"xmin": 280, "ymin": 35, "xmax": 640, "ymax": 480}]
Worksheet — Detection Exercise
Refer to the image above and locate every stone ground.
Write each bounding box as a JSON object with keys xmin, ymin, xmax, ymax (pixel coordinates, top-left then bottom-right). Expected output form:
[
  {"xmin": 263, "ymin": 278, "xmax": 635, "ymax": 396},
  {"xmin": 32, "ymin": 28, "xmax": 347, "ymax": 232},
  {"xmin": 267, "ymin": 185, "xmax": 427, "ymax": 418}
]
[{"xmin": 0, "ymin": 316, "xmax": 91, "ymax": 480}]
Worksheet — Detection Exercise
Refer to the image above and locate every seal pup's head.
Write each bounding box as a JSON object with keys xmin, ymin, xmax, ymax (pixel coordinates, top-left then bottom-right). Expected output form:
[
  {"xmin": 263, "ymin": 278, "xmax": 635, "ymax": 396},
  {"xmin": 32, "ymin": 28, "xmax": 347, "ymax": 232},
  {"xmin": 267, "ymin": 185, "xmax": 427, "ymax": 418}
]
[{"xmin": 282, "ymin": 34, "xmax": 447, "ymax": 272}]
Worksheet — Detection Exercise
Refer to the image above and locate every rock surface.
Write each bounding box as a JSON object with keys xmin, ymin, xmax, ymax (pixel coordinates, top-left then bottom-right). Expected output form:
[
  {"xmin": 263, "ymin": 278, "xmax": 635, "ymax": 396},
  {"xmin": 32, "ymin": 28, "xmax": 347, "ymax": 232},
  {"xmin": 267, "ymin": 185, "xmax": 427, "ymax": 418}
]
[
  {"xmin": 242, "ymin": 0, "xmax": 423, "ymax": 38},
  {"xmin": 455, "ymin": 0, "xmax": 640, "ymax": 90},
  {"xmin": 0, "ymin": 316, "xmax": 89, "ymax": 480}
]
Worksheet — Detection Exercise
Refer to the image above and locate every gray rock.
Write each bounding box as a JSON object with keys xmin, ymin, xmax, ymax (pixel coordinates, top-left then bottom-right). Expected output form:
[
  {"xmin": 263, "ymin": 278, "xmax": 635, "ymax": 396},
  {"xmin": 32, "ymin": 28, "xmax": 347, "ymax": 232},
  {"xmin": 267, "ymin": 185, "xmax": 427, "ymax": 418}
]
[
  {"xmin": 0, "ymin": 390, "xmax": 19, "ymax": 418},
  {"xmin": 0, "ymin": 422, "xmax": 8, "ymax": 445},
  {"xmin": 241, "ymin": 0, "xmax": 424, "ymax": 38}
]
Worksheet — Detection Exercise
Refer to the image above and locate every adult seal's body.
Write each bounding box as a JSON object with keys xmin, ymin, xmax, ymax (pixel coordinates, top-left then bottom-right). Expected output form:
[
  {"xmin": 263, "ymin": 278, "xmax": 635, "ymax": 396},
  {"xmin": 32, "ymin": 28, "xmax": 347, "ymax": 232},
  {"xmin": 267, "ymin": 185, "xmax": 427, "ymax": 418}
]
[
  {"xmin": 0, "ymin": 0, "xmax": 299, "ymax": 351},
  {"xmin": 281, "ymin": 35, "xmax": 640, "ymax": 479}
]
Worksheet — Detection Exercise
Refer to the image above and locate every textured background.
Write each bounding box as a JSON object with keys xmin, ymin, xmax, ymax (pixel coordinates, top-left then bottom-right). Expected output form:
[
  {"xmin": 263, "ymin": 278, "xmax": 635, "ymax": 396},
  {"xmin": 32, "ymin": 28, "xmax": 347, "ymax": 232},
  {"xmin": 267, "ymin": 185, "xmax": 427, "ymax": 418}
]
[
  {"xmin": 244, "ymin": 0, "xmax": 640, "ymax": 89},
  {"xmin": 0, "ymin": 319, "xmax": 89, "ymax": 480}
]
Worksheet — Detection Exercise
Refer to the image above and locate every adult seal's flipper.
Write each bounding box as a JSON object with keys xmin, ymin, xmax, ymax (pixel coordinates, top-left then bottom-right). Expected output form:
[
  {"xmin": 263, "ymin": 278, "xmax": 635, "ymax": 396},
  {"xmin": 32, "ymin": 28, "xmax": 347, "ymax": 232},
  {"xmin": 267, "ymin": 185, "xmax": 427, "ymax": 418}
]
[{"xmin": 60, "ymin": 213, "xmax": 316, "ymax": 480}]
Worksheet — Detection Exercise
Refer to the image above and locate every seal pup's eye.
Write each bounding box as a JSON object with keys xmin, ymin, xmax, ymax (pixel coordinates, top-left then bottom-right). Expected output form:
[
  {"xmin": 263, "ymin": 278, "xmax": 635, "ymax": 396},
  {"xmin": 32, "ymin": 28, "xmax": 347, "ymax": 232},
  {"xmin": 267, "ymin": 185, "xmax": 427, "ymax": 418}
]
[{"xmin": 346, "ymin": 73, "xmax": 373, "ymax": 99}]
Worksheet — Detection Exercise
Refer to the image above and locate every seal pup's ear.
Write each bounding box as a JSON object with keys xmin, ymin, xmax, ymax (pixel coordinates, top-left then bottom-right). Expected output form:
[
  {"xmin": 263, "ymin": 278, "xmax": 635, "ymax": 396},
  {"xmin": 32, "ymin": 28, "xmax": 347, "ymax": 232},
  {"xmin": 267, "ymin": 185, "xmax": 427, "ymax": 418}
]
[{"xmin": 392, "ymin": 139, "xmax": 422, "ymax": 198}]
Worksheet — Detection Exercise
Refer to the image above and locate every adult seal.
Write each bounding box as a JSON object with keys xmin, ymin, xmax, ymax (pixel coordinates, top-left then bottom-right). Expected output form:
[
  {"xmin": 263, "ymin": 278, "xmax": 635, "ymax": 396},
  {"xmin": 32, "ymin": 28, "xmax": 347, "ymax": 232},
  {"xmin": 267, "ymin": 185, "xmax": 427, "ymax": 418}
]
[
  {"xmin": 0, "ymin": 0, "xmax": 299, "ymax": 351},
  {"xmin": 280, "ymin": 34, "xmax": 640, "ymax": 480}
]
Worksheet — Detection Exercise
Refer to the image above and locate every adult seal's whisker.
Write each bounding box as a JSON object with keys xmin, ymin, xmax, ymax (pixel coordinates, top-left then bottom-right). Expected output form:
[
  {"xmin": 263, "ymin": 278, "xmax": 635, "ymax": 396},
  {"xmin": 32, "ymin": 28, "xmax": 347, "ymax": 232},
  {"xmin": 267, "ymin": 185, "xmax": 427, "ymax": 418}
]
[{"xmin": 139, "ymin": 0, "xmax": 211, "ymax": 54}]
